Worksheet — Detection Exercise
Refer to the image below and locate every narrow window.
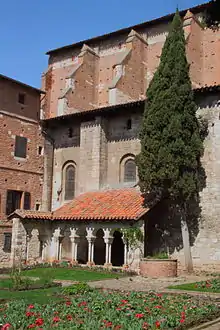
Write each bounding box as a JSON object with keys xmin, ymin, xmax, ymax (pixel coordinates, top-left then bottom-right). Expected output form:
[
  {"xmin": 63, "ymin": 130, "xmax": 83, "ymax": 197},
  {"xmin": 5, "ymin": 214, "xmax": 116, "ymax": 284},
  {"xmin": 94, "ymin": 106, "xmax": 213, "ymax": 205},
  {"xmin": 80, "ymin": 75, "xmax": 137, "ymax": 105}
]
[
  {"xmin": 124, "ymin": 159, "xmax": 136, "ymax": 183},
  {"xmin": 3, "ymin": 233, "xmax": 12, "ymax": 252},
  {"xmin": 23, "ymin": 192, "xmax": 31, "ymax": 210},
  {"xmin": 6, "ymin": 190, "xmax": 22, "ymax": 215},
  {"xmin": 64, "ymin": 165, "xmax": 75, "ymax": 200},
  {"xmin": 68, "ymin": 128, "xmax": 73, "ymax": 138},
  {"xmin": 35, "ymin": 203, "xmax": 41, "ymax": 211},
  {"xmin": 126, "ymin": 119, "xmax": 132, "ymax": 130},
  {"xmin": 38, "ymin": 146, "xmax": 43, "ymax": 155},
  {"xmin": 18, "ymin": 93, "xmax": 26, "ymax": 105},
  {"xmin": 14, "ymin": 136, "xmax": 27, "ymax": 158}
]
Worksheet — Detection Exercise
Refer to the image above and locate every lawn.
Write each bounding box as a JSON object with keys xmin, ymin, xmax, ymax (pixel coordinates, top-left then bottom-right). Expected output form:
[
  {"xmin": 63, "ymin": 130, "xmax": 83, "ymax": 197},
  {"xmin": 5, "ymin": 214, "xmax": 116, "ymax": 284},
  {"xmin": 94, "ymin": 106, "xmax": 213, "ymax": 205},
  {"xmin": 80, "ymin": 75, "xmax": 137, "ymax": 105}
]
[
  {"xmin": 0, "ymin": 289, "xmax": 219, "ymax": 329},
  {"xmin": 168, "ymin": 278, "xmax": 220, "ymax": 293},
  {"xmin": 20, "ymin": 267, "xmax": 122, "ymax": 281},
  {"xmin": 0, "ymin": 287, "xmax": 62, "ymax": 304}
]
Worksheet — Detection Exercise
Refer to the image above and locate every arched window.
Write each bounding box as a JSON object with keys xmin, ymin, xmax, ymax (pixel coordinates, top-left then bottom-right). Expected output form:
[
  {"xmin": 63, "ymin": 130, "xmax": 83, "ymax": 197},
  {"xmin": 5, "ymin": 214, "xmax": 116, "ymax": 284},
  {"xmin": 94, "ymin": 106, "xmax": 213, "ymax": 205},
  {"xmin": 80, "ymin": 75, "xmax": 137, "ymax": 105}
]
[
  {"xmin": 124, "ymin": 159, "xmax": 136, "ymax": 183},
  {"xmin": 64, "ymin": 165, "xmax": 75, "ymax": 200}
]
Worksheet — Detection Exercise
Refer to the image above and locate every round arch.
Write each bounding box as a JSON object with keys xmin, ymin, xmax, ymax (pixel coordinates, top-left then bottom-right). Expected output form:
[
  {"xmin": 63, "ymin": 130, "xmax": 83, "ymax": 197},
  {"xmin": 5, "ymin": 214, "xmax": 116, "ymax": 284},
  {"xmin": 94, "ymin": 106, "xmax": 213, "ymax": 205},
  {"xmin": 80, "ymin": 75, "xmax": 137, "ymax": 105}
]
[
  {"xmin": 119, "ymin": 154, "xmax": 137, "ymax": 183},
  {"xmin": 62, "ymin": 161, "xmax": 77, "ymax": 201}
]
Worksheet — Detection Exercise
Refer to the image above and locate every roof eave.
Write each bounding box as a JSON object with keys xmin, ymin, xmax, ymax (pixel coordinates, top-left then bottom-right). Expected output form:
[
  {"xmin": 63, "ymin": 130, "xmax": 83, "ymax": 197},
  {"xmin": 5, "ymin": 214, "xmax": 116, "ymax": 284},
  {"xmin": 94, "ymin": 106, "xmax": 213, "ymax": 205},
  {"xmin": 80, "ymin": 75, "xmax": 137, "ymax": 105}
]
[{"xmin": 46, "ymin": 2, "xmax": 210, "ymax": 55}]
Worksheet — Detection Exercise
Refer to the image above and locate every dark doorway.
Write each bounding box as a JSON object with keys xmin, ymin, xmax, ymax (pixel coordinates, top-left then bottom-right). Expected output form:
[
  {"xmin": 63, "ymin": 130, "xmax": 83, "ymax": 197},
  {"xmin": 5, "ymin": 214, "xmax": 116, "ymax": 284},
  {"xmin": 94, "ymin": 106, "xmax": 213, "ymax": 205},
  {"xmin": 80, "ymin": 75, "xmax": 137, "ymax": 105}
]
[
  {"xmin": 94, "ymin": 229, "xmax": 105, "ymax": 265},
  {"xmin": 77, "ymin": 230, "xmax": 88, "ymax": 264},
  {"xmin": 111, "ymin": 231, "xmax": 124, "ymax": 266}
]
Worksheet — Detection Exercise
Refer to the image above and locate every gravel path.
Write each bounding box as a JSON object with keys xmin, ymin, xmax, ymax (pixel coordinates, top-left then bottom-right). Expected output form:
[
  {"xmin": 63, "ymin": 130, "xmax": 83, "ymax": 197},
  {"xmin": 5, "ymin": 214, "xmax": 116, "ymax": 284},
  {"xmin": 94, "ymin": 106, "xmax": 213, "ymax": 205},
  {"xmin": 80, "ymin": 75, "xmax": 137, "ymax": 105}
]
[{"xmin": 88, "ymin": 275, "xmax": 210, "ymax": 292}]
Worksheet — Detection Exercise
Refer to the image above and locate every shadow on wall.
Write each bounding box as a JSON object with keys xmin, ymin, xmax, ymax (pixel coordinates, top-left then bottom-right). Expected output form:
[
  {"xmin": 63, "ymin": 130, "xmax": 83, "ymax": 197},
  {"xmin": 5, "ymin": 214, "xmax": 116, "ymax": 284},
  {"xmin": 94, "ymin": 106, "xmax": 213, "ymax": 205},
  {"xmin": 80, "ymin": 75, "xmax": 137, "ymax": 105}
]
[{"xmin": 144, "ymin": 103, "xmax": 209, "ymax": 258}]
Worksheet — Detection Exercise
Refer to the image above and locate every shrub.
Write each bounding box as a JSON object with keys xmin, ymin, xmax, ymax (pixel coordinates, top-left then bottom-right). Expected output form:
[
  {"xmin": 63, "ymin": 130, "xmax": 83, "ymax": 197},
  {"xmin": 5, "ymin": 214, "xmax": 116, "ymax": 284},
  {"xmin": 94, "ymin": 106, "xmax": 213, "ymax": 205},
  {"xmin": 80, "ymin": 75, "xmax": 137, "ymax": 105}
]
[{"xmin": 62, "ymin": 282, "xmax": 92, "ymax": 296}]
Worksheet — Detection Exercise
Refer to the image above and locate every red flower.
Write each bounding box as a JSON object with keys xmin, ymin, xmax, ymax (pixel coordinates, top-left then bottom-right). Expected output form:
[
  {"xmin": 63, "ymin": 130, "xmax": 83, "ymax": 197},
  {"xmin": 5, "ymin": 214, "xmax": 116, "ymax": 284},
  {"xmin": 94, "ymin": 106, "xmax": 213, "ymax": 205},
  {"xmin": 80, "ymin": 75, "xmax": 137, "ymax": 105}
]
[
  {"xmin": 53, "ymin": 316, "xmax": 60, "ymax": 323},
  {"xmin": 1, "ymin": 324, "xmax": 11, "ymax": 330},
  {"xmin": 154, "ymin": 305, "xmax": 162, "ymax": 309},
  {"xmin": 27, "ymin": 325, "xmax": 35, "ymax": 329},
  {"xmin": 135, "ymin": 313, "xmax": 144, "ymax": 319},
  {"xmin": 26, "ymin": 312, "xmax": 34, "ymax": 317},
  {"xmin": 66, "ymin": 301, "xmax": 71, "ymax": 306},
  {"xmin": 78, "ymin": 301, "xmax": 87, "ymax": 307},
  {"xmin": 181, "ymin": 311, "xmax": 186, "ymax": 318},
  {"xmin": 121, "ymin": 300, "xmax": 128, "ymax": 304},
  {"xmin": 116, "ymin": 308, "xmax": 121, "ymax": 311},
  {"xmin": 35, "ymin": 318, "xmax": 44, "ymax": 326},
  {"xmin": 105, "ymin": 322, "xmax": 112, "ymax": 327},
  {"xmin": 156, "ymin": 294, "xmax": 162, "ymax": 297},
  {"xmin": 155, "ymin": 321, "xmax": 160, "ymax": 328},
  {"xmin": 114, "ymin": 326, "xmax": 122, "ymax": 330},
  {"xmin": 28, "ymin": 305, "xmax": 35, "ymax": 309},
  {"xmin": 180, "ymin": 319, "xmax": 185, "ymax": 323},
  {"xmin": 66, "ymin": 315, "xmax": 72, "ymax": 321}
]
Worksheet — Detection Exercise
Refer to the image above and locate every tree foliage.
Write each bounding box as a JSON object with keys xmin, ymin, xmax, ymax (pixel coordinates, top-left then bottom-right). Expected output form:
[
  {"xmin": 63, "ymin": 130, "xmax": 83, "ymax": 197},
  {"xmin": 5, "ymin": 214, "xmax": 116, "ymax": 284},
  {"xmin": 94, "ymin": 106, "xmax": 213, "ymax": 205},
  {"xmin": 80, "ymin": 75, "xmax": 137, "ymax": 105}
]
[
  {"xmin": 136, "ymin": 11, "xmax": 204, "ymax": 206},
  {"xmin": 204, "ymin": 0, "xmax": 220, "ymax": 29}
]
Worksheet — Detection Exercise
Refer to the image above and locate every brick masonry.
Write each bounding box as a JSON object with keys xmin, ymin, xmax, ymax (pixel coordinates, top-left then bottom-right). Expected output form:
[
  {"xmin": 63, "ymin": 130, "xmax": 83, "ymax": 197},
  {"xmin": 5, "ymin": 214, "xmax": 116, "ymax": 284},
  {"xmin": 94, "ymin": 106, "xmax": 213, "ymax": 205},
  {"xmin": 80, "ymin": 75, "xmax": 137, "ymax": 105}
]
[
  {"xmin": 7, "ymin": 4, "xmax": 220, "ymax": 271},
  {"xmin": 0, "ymin": 75, "xmax": 44, "ymax": 266}
]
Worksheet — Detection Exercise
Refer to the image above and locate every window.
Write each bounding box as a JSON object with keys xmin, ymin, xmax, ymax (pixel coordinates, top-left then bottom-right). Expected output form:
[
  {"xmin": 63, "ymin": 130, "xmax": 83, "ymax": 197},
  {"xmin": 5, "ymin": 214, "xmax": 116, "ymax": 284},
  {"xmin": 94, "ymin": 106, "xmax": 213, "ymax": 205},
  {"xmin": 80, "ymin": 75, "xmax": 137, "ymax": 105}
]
[
  {"xmin": 3, "ymin": 233, "xmax": 12, "ymax": 252},
  {"xmin": 64, "ymin": 165, "xmax": 75, "ymax": 200},
  {"xmin": 18, "ymin": 93, "xmax": 26, "ymax": 104},
  {"xmin": 126, "ymin": 119, "xmax": 132, "ymax": 130},
  {"xmin": 68, "ymin": 128, "xmax": 73, "ymax": 138},
  {"xmin": 35, "ymin": 203, "xmax": 40, "ymax": 211},
  {"xmin": 15, "ymin": 136, "xmax": 27, "ymax": 158},
  {"xmin": 23, "ymin": 192, "xmax": 31, "ymax": 210},
  {"xmin": 124, "ymin": 159, "xmax": 136, "ymax": 183},
  {"xmin": 6, "ymin": 190, "xmax": 22, "ymax": 215},
  {"xmin": 38, "ymin": 146, "xmax": 43, "ymax": 155}
]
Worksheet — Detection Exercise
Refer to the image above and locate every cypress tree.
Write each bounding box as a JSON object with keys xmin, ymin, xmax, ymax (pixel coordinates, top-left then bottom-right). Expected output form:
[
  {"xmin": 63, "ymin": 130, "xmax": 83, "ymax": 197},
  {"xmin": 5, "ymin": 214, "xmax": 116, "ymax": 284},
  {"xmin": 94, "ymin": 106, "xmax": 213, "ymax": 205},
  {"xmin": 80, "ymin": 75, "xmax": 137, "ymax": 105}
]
[{"xmin": 136, "ymin": 11, "xmax": 204, "ymax": 272}]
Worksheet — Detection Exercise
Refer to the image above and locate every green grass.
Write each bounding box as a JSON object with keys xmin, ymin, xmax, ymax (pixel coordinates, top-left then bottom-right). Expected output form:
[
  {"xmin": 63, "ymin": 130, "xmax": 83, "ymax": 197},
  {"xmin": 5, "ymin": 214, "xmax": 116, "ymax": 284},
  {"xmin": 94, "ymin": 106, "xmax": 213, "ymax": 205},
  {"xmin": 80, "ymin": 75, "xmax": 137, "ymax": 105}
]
[
  {"xmin": 20, "ymin": 267, "xmax": 122, "ymax": 281},
  {"xmin": 0, "ymin": 287, "xmax": 62, "ymax": 304},
  {"xmin": 168, "ymin": 282, "xmax": 220, "ymax": 293}
]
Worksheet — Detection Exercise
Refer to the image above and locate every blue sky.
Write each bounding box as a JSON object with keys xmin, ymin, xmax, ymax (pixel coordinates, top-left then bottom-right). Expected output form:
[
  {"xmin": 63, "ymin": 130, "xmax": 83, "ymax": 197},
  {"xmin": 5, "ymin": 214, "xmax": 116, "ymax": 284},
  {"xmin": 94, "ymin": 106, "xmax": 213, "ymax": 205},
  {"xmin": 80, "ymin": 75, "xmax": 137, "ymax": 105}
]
[{"xmin": 0, "ymin": 0, "xmax": 205, "ymax": 88}]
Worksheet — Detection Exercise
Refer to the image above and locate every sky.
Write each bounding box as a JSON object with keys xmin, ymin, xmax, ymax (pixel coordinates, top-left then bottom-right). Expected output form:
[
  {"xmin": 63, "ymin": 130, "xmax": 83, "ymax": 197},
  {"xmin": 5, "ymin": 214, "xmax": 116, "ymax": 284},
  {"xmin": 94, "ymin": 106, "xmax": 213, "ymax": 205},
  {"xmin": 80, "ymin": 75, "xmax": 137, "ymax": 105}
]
[{"xmin": 0, "ymin": 0, "xmax": 205, "ymax": 89}]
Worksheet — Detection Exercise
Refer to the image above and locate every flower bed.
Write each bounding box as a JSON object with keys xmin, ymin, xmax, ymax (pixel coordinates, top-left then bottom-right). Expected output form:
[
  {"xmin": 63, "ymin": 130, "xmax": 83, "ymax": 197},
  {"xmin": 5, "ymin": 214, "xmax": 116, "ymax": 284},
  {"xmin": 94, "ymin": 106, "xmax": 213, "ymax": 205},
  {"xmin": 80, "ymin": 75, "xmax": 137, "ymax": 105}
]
[
  {"xmin": 0, "ymin": 289, "xmax": 219, "ymax": 329},
  {"xmin": 169, "ymin": 277, "xmax": 220, "ymax": 293}
]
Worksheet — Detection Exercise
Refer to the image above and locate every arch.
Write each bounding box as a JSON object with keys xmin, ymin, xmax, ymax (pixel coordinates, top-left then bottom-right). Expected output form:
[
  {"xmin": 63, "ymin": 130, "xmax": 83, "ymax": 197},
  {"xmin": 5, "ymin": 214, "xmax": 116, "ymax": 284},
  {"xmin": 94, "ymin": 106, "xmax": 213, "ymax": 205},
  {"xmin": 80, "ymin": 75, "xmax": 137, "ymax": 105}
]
[
  {"xmin": 62, "ymin": 162, "xmax": 76, "ymax": 201},
  {"xmin": 77, "ymin": 228, "xmax": 88, "ymax": 264},
  {"xmin": 111, "ymin": 231, "xmax": 124, "ymax": 266},
  {"xmin": 94, "ymin": 229, "xmax": 105, "ymax": 265},
  {"xmin": 120, "ymin": 154, "xmax": 137, "ymax": 183}
]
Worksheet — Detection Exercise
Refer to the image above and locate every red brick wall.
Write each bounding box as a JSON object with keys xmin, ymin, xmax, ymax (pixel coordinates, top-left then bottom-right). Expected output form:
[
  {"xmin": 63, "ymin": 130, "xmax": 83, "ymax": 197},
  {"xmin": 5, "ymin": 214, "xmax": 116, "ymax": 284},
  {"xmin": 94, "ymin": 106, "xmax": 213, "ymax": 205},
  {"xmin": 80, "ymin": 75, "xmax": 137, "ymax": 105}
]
[
  {"xmin": 0, "ymin": 114, "xmax": 44, "ymax": 224},
  {"xmin": 66, "ymin": 51, "xmax": 99, "ymax": 111},
  {"xmin": 117, "ymin": 37, "xmax": 147, "ymax": 100},
  {"xmin": 0, "ymin": 77, "xmax": 41, "ymax": 121}
]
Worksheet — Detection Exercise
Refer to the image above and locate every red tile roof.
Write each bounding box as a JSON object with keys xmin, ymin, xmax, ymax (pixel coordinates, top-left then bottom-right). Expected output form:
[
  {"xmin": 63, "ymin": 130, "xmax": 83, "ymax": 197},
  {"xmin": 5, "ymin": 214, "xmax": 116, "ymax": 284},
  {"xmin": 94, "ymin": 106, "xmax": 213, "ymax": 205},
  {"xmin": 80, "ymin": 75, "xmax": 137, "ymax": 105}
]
[{"xmin": 9, "ymin": 188, "xmax": 148, "ymax": 221}]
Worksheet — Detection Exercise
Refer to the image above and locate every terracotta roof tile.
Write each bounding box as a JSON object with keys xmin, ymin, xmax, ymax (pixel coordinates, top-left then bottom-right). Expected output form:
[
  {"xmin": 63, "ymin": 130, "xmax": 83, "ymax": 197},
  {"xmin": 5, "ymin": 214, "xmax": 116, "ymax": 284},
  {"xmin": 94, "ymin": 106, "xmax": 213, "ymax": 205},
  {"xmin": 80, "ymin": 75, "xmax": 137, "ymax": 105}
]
[
  {"xmin": 53, "ymin": 188, "xmax": 147, "ymax": 221},
  {"xmin": 10, "ymin": 189, "xmax": 148, "ymax": 221}
]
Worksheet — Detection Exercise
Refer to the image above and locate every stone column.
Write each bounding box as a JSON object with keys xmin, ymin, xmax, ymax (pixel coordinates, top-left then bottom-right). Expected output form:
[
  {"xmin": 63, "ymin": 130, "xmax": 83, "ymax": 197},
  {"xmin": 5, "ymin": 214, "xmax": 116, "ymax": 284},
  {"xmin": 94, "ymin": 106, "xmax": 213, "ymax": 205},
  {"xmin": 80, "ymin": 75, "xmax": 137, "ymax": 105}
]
[
  {"xmin": 40, "ymin": 235, "xmax": 48, "ymax": 261},
  {"xmin": 104, "ymin": 237, "xmax": 113, "ymax": 267},
  {"xmin": 50, "ymin": 229, "xmax": 61, "ymax": 261},
  {"xmin": 70, "ymin": 236, "xmax": 80, "ymax": 265},
  {"xmin": 87, "ymin": 237, "xmax": 95, "ymax": 266},
  {"xmin": 86, "ymin": 227, "xmax": 95, "ymax": 266},
  {"xmin": 122, "ymin": 237, "xmax": 129, "ymax": 269},
  {"xmin": 26, "ymin": 233, "xmax": 32, "ymax": 262}
]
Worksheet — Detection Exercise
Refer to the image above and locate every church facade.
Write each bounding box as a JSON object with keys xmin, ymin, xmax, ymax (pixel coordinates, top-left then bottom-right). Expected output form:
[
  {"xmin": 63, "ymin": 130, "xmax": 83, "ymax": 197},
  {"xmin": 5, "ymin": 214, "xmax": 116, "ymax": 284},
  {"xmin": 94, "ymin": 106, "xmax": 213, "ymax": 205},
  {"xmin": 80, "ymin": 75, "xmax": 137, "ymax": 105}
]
[{"xmin": 9, "ymin": 2, "xmax": 220, "ymax": 272}]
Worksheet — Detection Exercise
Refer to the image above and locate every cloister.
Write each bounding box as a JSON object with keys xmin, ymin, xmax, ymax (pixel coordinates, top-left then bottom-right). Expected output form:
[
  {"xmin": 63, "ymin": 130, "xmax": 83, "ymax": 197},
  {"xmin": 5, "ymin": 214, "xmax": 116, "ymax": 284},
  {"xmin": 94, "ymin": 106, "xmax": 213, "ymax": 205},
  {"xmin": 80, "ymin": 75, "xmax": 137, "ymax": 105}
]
[{"xmin": 9, "ymin": 188, "xmax": 147, "ymax": 271}]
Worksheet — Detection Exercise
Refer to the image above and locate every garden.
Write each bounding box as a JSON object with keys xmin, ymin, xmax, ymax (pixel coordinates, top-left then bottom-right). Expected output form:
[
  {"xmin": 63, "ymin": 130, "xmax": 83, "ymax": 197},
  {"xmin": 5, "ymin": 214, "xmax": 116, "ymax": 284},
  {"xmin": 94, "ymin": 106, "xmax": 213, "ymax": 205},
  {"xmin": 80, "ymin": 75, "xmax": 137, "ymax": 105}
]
[
  {"xmin": 0, "ymin": 283, "xmax": 219, "ymax": 329},
  {"xmin": 169, "ymin": 276, "xmax": 220, "ymax": 293}
]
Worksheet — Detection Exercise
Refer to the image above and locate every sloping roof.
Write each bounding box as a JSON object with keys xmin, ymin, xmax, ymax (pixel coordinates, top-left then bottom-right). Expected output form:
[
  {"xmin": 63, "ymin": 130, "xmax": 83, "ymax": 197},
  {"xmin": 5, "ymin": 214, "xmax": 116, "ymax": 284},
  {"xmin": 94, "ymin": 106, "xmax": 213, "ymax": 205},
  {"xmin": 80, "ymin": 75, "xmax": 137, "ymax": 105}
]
[
  {"xmin": 10, "ymin": 188, "xmax": 148, "ymax": 221},
  {"xmin": 9, "ymin": 209, "xmax": 52, "ymax": 220},
  {"xmin": 46, "ymin": 2, "xmax": 210, "ymax": 55},
  {"xmin": 0, "ymin": 74, "xmax": 45, "ymax": 94}
]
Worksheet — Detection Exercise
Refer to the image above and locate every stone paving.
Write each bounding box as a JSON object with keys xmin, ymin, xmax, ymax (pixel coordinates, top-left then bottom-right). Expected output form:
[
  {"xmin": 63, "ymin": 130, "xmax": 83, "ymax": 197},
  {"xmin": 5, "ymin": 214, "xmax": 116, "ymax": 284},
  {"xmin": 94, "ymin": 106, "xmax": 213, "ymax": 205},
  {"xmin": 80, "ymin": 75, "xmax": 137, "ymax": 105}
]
[{"xmin": 88, "ymin": 275, "xmax": 210, "ymax": 292}]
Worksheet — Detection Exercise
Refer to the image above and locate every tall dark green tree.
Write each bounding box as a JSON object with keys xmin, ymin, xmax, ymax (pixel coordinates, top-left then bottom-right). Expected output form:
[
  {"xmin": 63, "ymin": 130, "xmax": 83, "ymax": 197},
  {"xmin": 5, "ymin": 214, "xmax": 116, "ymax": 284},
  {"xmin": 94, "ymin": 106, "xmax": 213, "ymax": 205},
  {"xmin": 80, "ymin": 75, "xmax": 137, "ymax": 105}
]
[{"xmin": 136, "ymin": 11, "xmax": 204, "ymax": 272}]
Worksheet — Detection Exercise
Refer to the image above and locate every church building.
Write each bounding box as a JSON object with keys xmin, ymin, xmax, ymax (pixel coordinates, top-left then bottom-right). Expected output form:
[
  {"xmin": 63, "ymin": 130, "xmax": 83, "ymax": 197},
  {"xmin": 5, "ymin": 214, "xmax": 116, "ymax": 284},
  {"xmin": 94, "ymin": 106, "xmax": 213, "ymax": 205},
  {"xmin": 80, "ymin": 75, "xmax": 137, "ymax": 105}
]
[{"xmin": 9, "ymin": 2, "xmax": 220, "ymax": 272}]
